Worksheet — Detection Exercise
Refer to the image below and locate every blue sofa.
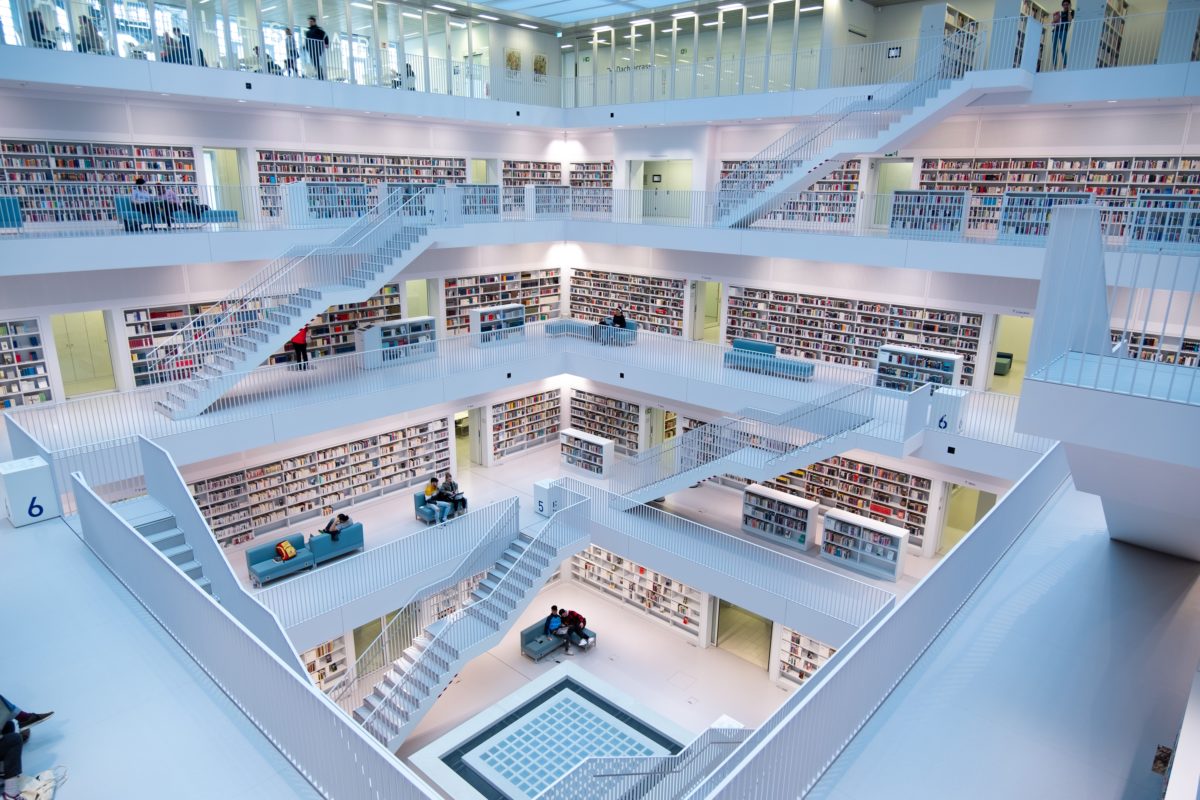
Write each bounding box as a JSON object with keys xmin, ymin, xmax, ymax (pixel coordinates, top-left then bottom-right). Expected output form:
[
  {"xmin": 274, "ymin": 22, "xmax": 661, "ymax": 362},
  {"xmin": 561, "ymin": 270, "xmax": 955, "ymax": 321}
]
[
  {"xmin": 309, "ymin": 522, "xmax": 365, "ymax": 565},
  {"xmin": 115, "ymin": 195, "xmax": 239, "ymax": 231},
  {"xmin": 246, "ymin": 533, "xmax": 314, "ymax": 587},
  {"xmin": 520, "ymin": 621, "xmax": 598, "ymax": 661},
  {"xmin": 414, "ymin": 491, "xmax": 449, "ymax": 524},
  {"xmin": 546, "ymin": 318, "xmax": 594, "ymax": 338},
  {"xmin": 0, "ymin": 198, "xmax": 22, "ymax": 231},
  {"xmin": 723, "ymin": 338, "xmax": 814, "ymax": 381},
  {"xmin": 598, "ymin": 317, "xmax": 637, "ymax": 346}
]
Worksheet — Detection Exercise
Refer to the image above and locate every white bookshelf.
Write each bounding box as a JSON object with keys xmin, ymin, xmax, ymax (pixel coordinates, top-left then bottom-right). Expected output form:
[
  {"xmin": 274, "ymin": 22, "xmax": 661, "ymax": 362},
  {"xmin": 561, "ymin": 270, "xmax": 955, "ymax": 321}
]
[
  {"xmin": 301, "ymin": 636, "xmax": 348, "ymax": 693},
  {"xmin": 531, "ymin": 184, "xmax": 571, "ymax": 218},
  {"xmin": 1110, "ymin": 328, "xmax": 1200, "ymax": 367},
  {"xmin": 775, "ymin": 625, "xmax": 837, "ymax": 686},
  {"xmin": 443, "ymin": 269, "xmax": 561, "ymax": 334},
  {"xmin": 501, "ymin": 160, "xmax": 562, "ymax": 187},
  {"xmin": 470, "ymin": 303, "xmax": 526, "ymax": 347},
  {"xmin": 875, "ymin": 344, "xmax": 964, "ymax": 391},
  {"xmin": 490, "ymin": 388, "xmax": 562, "ymax": 463},
  {"xmin": 570, "ymin": 161, "xmax": 613, "ymax": 215},
  {"xmin": 187, "ymin": 416, "xmax": 450, "ymax": 546},
  {"xmin": 460, "ymin": 184, "xmax": 501, "ymax": 220},
  {"xmin": 919, "ymin": 3, "xmax": 979, "ymax": 78},
  {"xmin": 767, "ymin": 454, "xmax": 935, "ymax": 551},
  {"xmin": 997, "ymin": 191, "xmax": 1094, "ymax": 240},
  {"xmin": 0, "ymin": 318, "xmax": 51, "ymax": 409},
  {"xmin": 284, "ymin": 181, "xmax": 372, "ymax": 222},
  {"xmin": 820, "ymin": 508, "xmax": 908, "ymax": 581},
  {"xmin": 560, "ymin": 428, "xmax": 615, "ymax": 478},
  {"xmin": 730, "ymin": 159, "xmax": 861, "ymax": 229},
  {"xmin": 0, "ymin": 138, "xmax": 197, "ymax": 224},
  {"xmin": 1127, "ymin": 194, "xmax": 1200, "ymax": 246},
  {"xmin": 256, "ymin": 149, "xmax": 466, "ymax": 217},
  {"xmin": 888, "ymin": 190, "xmax": 970, "ymax": 235},
  {"xmin": 572, "ymin": 544, "xmax": 708, "ymax": 641},
  {"xmin": 569, "ymin": 269, "xmax": 687, "ymax": 336},
  {"xmin": 354, "ymin": 315, "xmax": 436, "ymax": 368},
  {"xmin": 742, "ymin": 483, "xmax": 819, "ymax": 551},
  {"xmin": 727, "ymin": 285, "xmax": 983, "ymax": 387},
  {"xmin": 569, "ymin": 388, "xmax": 642, "ymax": 456}
]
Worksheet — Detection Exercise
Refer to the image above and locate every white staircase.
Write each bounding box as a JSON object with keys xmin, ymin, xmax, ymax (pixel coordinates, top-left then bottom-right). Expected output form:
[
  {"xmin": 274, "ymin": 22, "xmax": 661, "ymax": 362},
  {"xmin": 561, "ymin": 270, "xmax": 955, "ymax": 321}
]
[
  {"xmin": 113, "ymin": 496, "xmax": 214, "ymax": 597},
  {"xmin": 613, "ymin": 386, "xmax": 876, "ymax": 504},
  {"xmin": 354, "ymin": 511, "xmax": 589, "ymax": 751},
  {"xmin": 147, "ymin": 194, "xmax": 441, "ymax": 420},
  {"xmin": 716, "ymin": 28, "xmax": 1032, "ymax": 228}
]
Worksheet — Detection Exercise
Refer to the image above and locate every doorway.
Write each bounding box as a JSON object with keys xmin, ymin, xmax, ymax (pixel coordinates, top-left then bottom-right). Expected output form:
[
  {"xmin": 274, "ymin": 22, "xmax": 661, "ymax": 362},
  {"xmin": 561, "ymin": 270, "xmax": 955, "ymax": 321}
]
[
  {"xmin": 713, "ymin": 599, "xmax": 771, "ymax": 670},
  {"xmin": 454, "ymin": 409, "xmax": 473, "ymax": 470},
  {"xmin": 465, "ymin": 407, "xmax": 489, "ymax": 467},
  {"xmin": 938, "ymin": 484, "xmax": 997, "ymax": 555},
  {"xmin": 405, "ymin": 279, "xmax": 435, "ymax": 318},
  {"xmin": 871, "ymin": 159, "xmax": 914, "ymax": 226},
  {"xmin": 470, "ymin": 159, "xmax": 494, "ymax": 184},
  {"xmin": 50, "ymin": 311, "xmax": 116, "ymax": 398},
  {"xmin": 691, "ymin": 281, "xmax": 722, "ymax": 343},
  {"xmin": 630, "ymin": 159, "xmax": 693, "ymax": 219},
  {"xmin": 989, "ymin": 315, "xmax": 1034, "ymax": 395},
  {"xmin": 202, "ymin": 148, "xmax": 246, "ymax": 218}
]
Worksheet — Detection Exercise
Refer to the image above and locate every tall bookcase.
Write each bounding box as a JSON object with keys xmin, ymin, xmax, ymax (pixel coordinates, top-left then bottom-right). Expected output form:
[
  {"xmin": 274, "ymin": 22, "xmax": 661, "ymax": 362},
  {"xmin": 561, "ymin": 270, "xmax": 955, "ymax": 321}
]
[
  {"xmin": 569, "ymin": 388, "xmax": 643, "ymax": 456},
  {"xmin": 570, "ymin": 161, "xmax": 613, "ymax": 215},
  {"xmin": 442, "ymin": 269, "xmax": 561, "ymax": 334},
  {"xmin": 774, "ymin": 625, "xmax": 836, "ymax": 686},
  {"xmin": 569, "ymin": 269, "xmax": 687, "ymax": 336},
  {"xmin": 0, "ymin": 318, "xmax": 51, "ymax": 408},
  {"xmin": 571, "ymin": 545, "xmax": 708, "ymax": 642},
  {"xmin": 0, "ymin": 138, "xmax": 197, "ymax": 223},
  {"xmin": 742, "ymin": 483, "xmax": 820, "ymax": 551},
  {"xmin": 767, "ymin": 454, "xmax": 936, "ymax": 552},
  {"xmin": 726, "ymin": 284, "xmax": 984, "ymax": 387},
  {"xmin": 187, "ymin": 416, "xmax": 450, "ymax": 546},
  {"xmin": 124, "ymin": 285, "xmax": 406, "ymax": 386},
  {"xmin": 821, "ymin": 508, "xmax": 908, "ymax": 581},
  {"xmin": 729, "ymin": 159, "xmax": 860, "ymax": 229},
  {"xmin": 490, "ymin": 388, "xmax": 562, "ymax": 463},
  {"xmin": 256, "ymin": 149, "xmax": 467, "ymax": 216},
  {"xmin": 301, "ymin": 636, "xmax": 348, "ymax": 693}
]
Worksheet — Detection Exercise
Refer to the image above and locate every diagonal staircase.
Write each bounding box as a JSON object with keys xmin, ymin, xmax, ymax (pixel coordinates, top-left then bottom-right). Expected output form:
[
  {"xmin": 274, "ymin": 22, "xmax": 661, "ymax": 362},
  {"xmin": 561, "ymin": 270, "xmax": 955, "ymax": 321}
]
[
  {"xmin": 146, "ymin": 191, "xmax": 445, "ymax": 420},
  {"xmin": 716, "ymin": 27, "xmax": 1031, "ymax": 228},
  {"xmin": 113, "ymin": 495, "xmax": 215, "ymax": 596},
  {"xmin": 354, "ymin": 497, "xmax": 590, "ymax": 751},
  {"xmin": 612, "ymin": 385, "xmax": 877, "ymax": 504}
]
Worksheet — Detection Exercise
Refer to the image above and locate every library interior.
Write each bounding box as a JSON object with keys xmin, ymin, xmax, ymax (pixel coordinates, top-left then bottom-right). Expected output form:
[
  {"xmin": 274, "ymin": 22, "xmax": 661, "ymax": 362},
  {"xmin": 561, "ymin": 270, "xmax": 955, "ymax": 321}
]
[{"xmin": 2, "ymin": 0, "xmax": 1200, "ymax": 796}]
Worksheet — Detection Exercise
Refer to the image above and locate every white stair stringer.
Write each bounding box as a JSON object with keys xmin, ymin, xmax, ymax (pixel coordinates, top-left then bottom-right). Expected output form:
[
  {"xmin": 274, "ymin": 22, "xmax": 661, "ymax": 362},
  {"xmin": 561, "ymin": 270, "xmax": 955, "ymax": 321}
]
[
  {"xmin": 154, "ymin": 224, "xmax": 435, "ymax": 420},
  {"xmin": 112, "ymin": 496, "xmax": 215, "ymax": 597},
  {"xmin": 717, "ymin": 68, "xmax": 1032, "ymax": 229},
  {"xmin": 354, "ymin": 525, "xmax": 590, "ymax": 751}
]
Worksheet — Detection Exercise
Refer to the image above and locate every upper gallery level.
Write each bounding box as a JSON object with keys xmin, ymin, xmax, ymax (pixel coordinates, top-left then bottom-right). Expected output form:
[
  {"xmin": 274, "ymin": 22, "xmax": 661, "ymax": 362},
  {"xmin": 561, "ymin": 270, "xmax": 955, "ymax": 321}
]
[{"xmin": 3, "ymin": 0, "xmax": 1200, "ymax": 126}]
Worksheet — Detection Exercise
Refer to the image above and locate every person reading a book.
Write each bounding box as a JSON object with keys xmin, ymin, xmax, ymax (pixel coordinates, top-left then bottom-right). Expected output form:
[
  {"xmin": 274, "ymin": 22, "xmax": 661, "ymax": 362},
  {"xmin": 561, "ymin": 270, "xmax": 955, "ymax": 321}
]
[
  {"xmin": 319, "ymin": 512, "xmax": 353, "ymax": 541},
  {"xmin": 438, "ymin": 472, "xmax": 466, "ymax": 514},
  {"xmin": 424, "ymin": 478, "xmax": 452, "ymax": 523},
  {"xmin": 610, "ymin": 307, "xmax": 627, "ymax": 328},
  {"xmin": 543, "ymin": 604, "xmax": 575, "ymax": 655}
]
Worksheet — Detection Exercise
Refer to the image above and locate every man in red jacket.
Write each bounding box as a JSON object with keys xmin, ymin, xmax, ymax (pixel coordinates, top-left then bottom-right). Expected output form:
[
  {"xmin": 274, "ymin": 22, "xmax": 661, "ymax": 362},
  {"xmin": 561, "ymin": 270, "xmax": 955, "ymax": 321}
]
[
  {"xmin": 561, "ymin": 608, "xmax": 590, "ymax": 649},
  {"xmin": 290, "ymin": 325, "xmax": 309, "ymax": 370}
]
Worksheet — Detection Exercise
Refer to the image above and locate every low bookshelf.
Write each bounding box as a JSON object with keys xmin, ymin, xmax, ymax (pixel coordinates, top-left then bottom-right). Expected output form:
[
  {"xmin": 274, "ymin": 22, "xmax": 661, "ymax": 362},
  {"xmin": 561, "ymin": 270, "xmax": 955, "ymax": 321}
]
[
  {"xmin": 470, "ymin": 303, "xmax": 526, "ymax": 347},
  {"xmin": 875, "ymin": 344, "xmax": 963, "ymax": 391},
  {"xmin": 559, "ymin": 428, "xmax": 615, "ymax": 478},
  {"xmin": 0, "ymin": 318, "xmax": 50, "ymax": 408},
  {"xmin": 741, "ymin": 483, "xmax": 820, "ymax": 552},
  {"xmin": 775, "ymin": 625, "xmax": 837, "ymax": 686},
  {"xmin": 354, "ymin": 316, "xmax": 436, "ymax": 368},
  {"xmin": 820, "ymin": 508, "xmax": 908, "ymax": 581}
]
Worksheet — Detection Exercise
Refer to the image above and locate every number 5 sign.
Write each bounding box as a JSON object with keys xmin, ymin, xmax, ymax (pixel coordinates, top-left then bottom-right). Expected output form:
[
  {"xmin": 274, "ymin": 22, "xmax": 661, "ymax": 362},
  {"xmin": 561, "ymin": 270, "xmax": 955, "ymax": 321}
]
[{"xmin": 0, "ymin": 456, "xmax": 62, "ymax": 527}]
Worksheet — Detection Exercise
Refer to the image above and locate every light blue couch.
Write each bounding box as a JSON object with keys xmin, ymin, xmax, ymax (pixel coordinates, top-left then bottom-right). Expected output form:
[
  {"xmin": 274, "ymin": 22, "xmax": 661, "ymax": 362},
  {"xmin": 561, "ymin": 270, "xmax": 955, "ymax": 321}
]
[
  {"xmin": 723, "ymin": 338, "xmax": 814, "ymax": 381},
  {"xmin": 520, "ymin": 621, "xmax": 598, "ymax": 661},
  {"xmin": 246, "ymin": 533, "xmax": 314, "ymax": 587},
  {"xmin": 0, "ymin": 198, "xmax": 22, "ymax": 231},
  {"xmin": 414, "ymin": 491, "xmax": 446, "ymax": 524},
  {"xmin": 546, "ymin": 318, "xmax": 594, "ymax": 337},
  {"xmin": 309, "ymin": 522, "xmax": 364, "ymax": 565},
  {"xmin": 115, "ymin": 195, "xmax": 239, "ymax": 231}
]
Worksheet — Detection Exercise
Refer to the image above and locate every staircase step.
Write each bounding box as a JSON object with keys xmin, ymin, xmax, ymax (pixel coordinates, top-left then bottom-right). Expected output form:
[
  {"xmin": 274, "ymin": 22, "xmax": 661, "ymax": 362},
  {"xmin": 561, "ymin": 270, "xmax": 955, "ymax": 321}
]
[
  {"xmin": 195, "ymin": 576, "xmax": 214, "ymax": 595},
  {"xmin": 145, "ymin": 527, "xmax": 186, "ymax": 551},
  {"xmin": 177, "ymin": 559, "xmax": 205, "ymax": 580},
  {"xmin": 159, "ymin": 541, "xmax": 195, "ymax": 565}
]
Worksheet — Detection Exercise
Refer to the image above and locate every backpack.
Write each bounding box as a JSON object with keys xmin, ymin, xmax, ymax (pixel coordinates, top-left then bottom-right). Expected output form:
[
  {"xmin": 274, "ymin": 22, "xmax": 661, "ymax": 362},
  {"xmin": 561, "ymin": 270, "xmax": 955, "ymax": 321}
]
[{"xmin": 276, "ymin": 540, "xmax": 297, "ymax": 561}]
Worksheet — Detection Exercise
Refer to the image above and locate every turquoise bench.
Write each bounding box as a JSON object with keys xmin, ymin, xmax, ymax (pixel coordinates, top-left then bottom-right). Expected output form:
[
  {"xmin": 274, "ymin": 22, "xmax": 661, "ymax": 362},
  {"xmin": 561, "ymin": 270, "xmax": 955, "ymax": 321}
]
[
  {"xmin": 246, "ymin": 533, "xmax": 314, "ymax": 587},
  {"xmin": 520, "ymin": 621, "xmax": 598, "ymax": 661},
  {"xmin": 414, "ymin": 491, "xmax": 458, "ymax": 524},
  {"xmin": 599, "ymin": 317, "xmax": 637, "ymax": 346},
  {"xmin": 546, "ymin": 319, "xmax": 594, "ymax": 337},
  {"xmin": 309, "ymin": 522, "xmax": 364, "ymax": 565},
  {"xmin": 0, "ymin": 198, "xmax": 22, "ymax": 231},
  {"xmin": 115, "ymin": 195, "xmax": 239, "ymax": 231},
  {"xmin": 175, "ymin": 208, "xmax": 240, "ymax": 224},
  {"xmin": 723, "ymin": 338, "xmax": 814, "ymax": 381}
]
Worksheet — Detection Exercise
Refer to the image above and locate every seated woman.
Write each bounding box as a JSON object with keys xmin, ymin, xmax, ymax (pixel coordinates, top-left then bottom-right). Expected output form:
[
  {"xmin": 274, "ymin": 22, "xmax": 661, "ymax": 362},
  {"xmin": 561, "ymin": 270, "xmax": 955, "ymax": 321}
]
[{"xmin": 423, "ymin": 478, "xmax": 452, "ymax": 523}]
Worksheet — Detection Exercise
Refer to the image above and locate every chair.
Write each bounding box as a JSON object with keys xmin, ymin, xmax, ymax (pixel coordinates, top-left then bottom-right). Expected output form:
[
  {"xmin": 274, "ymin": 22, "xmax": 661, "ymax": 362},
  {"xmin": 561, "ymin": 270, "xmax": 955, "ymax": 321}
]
[
  {"xmin": 994, "ymin": 352, "xmax": 1014, "ymax": 376},
  {"xmin": 0, "ymin": 198, "xmax": 23, "ymax": 232}
]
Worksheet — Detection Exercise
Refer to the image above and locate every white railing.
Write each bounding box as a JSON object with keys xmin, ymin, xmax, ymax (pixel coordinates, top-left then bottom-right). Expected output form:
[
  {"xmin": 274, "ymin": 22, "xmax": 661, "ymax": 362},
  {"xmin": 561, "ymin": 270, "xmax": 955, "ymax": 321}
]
[
  {"xmin": 70, "ymin": 471, "xmax": 440, "ymax": 799},
  {"xmin": 258, "ymin": 498, "xmax": 519, "ymax": 632},
  {"xmin": 686, "ymin": 443, "xmax": 1069, "ymax": 798},
  {"xmin": 555, "ymin": 477, "xmax": 894, "ymax": 630}
]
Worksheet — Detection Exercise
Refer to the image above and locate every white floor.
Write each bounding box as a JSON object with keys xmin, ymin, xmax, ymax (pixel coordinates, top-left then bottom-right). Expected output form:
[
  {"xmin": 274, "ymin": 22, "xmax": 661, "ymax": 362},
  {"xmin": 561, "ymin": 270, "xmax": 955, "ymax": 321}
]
[
  {"xmin": 808, "ymin": 483, "xmax": 1200, "ymax": 800},
  {"xmin": 1038, "ymin": 352, "xmax": 1200, "ymax": 406},
  {"xmin": 0, "ymin": 516, "xmax": 323, "ymax": 799},
  {"xmin": 398, "ymin": 581, "xmax": 793, "ymax": 780}
]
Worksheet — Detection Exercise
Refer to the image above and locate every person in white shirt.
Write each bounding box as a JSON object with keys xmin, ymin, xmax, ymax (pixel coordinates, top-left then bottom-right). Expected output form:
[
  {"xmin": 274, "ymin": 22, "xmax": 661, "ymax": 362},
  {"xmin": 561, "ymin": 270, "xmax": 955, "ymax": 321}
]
[{"xmin": 131, "ymin": 178, "xmax": 171, "ymax": 228}]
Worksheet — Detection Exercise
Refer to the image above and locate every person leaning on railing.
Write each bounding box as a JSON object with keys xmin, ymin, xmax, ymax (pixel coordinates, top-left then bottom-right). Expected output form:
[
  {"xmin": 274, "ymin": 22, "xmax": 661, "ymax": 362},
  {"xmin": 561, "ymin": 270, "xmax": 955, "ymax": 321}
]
[{"xmin": 1051, "ymin": 0, "xmax": 1074, "ymax": 69}]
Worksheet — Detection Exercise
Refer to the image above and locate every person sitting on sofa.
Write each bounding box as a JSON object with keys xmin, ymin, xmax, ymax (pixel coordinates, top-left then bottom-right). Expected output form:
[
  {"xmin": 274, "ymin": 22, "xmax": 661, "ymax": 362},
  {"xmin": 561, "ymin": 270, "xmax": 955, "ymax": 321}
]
[
  {"xmin": 561, "ymin": 608, "xmax": 590, "ymax": 648},
  {"xmin": 595, "ymin": 305, "xmax": 627, "ymax": 344},
  {"xmin": 543, "ymin": 604, "xmax": 575, "ymax": 655},
  {"xmin": 438, "ymin": 472, "xmax": 466, "ymax": 515},
  {"xmin": 610, "ymin": 306, "xmax": 627, "ymax": 329},
  {"xmin": 319, "ymin": 512, "xmax": 353, "ymax": 542},
  {"xmin": 424, "ymin": 478, "xmax": 452, "ymax": 523}
]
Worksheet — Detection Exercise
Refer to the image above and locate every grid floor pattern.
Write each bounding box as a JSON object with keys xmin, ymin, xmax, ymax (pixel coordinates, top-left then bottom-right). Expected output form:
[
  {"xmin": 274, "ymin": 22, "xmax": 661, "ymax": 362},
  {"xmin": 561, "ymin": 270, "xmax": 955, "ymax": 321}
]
[{"xmin": 465, "ymin": 690, "xmax": 665, "ymax": 798}]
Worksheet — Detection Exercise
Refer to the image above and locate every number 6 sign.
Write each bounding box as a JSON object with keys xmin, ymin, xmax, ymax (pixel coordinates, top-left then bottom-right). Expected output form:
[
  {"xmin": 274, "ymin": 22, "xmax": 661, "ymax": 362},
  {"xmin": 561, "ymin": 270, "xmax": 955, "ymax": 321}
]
[{"xmin": 0, "ymin": 456, "xmax": 62, "ymax": 527}]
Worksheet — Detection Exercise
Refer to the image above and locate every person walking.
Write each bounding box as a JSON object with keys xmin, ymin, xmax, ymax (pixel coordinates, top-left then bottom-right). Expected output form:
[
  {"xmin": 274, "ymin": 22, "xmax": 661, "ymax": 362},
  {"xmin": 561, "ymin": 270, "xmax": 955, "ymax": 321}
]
[
  {"xmin": 1051, "ymin": 0, "xmax": 1073, "ymax": 69},
  {"xmin": 290, "ymin": 325, "xmax": 310, "ymax": 369},
  {"xmin": 284, "ymin": 28, "xmax": 300, "ymax": 77},
  {"xmin": 304, "ymin": 16, "xmax": 329, "ymax": 80}
]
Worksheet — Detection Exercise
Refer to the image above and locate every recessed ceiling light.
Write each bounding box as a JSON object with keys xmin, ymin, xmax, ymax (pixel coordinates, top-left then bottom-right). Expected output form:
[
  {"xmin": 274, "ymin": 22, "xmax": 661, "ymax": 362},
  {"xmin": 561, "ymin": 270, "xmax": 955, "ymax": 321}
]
[
  {"xmin": 661, "ymin": 26, "xmax": 679, "ymax": 32},
  {"xmin": 450, "ymin": 21, "xmax": 466, "ymax": 27},
  {"xmin": 1106, "ymin": 99, "xmax": 1117, "ymax": 103},
  {"xmin": 672, "ymin": 10, "xmax": 696, "ymax": 17},
  {"xmin": 305, "ymin": 105, "xmax": 313, "ymax": 108},
  {"xmin": 561, "ymin": 43, "xmax": 573, "ymax": 48},
  {"xmin": 702, "ymin": 20, "xmax": 719, "ymax": 26},
  {"xmin": 402, "ymin": 11, "xmax": 421, "ymax": 19},
  {"xmin": 260, "ymin": 4, "xmax": 277, "ymax": 10},
  {"xmin": 718, "ymin": 3, "xmax": 744, "ymax": 9},
  {"xmin": 518, "ymin": 22, "xmax": 538, "ymax": 29},
  {"xmin": 350, "ymin": 2, "xmax": 371, "ymax": 9},
  {"xmin": 798, "ymin": 4, "xmax": 821, "ymax": 10},
  {"xmin": 592, "ymin": 24, "xmax": 612, "ymax": 31},
  {"xmin": 432, "ymin": 3, "xmax": 456, "ymax": 10},
  {"xmin": 630, "ymin": 18, "xmax": 652, "ymax": 24},
  {"xmin": 748, "ymin": 12, "xmax": 768, "ymax": 18},
  {"xmin": 160, "ymin": 92, "xmax": 169, "ymax": 96},
  {"xmin": 237, "ymin": 99, "xmax": 246, "ymax": 102},
  {"xmin": 478, "ymin": 13, "xmax": 499, "ymax": 20}
]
